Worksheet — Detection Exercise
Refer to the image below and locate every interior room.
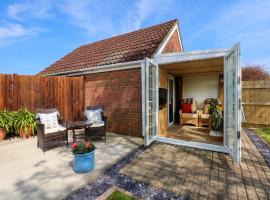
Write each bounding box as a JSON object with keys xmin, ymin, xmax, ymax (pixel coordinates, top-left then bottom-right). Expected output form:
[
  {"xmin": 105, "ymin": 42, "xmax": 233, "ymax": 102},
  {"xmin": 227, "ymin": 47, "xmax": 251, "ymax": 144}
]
[{"xmin": 158, "ymin": 57, "xmax": 224, "ymax": 145}]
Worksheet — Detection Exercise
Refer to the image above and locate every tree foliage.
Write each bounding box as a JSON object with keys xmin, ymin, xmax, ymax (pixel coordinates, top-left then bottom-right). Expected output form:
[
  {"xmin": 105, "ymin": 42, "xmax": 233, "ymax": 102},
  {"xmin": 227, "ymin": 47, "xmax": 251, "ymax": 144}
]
[{"xmin": 242, "ymin": 64, "xmax": 269, "ymax": 81}]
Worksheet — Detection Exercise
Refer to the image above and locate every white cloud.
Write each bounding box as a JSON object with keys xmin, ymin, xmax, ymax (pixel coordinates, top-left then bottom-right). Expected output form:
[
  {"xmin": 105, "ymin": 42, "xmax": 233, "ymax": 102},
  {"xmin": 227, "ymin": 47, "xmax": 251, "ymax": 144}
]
[
  {"xmin": 124, "ymin": 0, "xmax": 173, "ymax": 32},
  {"xmin": 7, "ymin": 0, "xmax": 54, "ymax": 21},
  {"xmin": 0, "ymin": 22, "xmax": 37, "ymax": 47},
  {"xmin": 184, "ymin": 0, "xmax": 270, "ymax": 69},
  {"xmin": 58, "ymin": 0, "xmax": 119, "ymax": 36},
  {"xmin": 59, "ymin": 0, "xmax": 173, "ymax": 37},
  {"xmin": 0, "ymin": 23, "xmax": 35, "ymax": 39}
]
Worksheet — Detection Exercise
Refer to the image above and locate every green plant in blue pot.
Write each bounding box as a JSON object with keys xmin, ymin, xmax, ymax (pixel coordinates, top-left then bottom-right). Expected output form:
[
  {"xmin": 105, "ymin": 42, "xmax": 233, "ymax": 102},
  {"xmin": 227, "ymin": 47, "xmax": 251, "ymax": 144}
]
[
  {"xmin": 13, "ymin": 109, "xmax": 36, "ymax": 139},
  {"xmin": 71, "ymin": 141, "xmax": 95, "ymax": 173}
]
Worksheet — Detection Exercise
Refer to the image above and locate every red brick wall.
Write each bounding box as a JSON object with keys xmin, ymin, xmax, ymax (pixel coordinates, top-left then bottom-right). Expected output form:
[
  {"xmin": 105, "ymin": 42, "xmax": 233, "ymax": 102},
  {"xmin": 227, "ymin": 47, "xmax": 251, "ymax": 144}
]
[
  {"xmin": 162, "ymin": 30, "xmax": 182, "ymax": 53},
  {"xmin": 85, "ymin": 68, "xmax": 142, "ymax": 137}
]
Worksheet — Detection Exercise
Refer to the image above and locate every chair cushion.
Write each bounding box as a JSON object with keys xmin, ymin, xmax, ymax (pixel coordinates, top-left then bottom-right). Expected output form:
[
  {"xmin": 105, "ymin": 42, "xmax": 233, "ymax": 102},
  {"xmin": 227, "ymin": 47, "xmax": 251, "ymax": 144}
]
[
  {"xmin": 191, "ymin": 102, "xmax": 197, "ymax": 113},
  {"xmin": 182, "ymin": 113, "xmax": 198, "ymax": 118},
  {"xmin": 182, "ymin": 104, "xmax": 192, "ymax": 113},
  {"xmin": 91, "ymin": 121, "xmax": 105, "ymax": 128},
  {"xmin": 84, "ymin": 109, "xmax": 102, "ymax": 124},
  {"xmin": 37, "ymin": 112, "xmax": 59, "ymax": 129},
  {"xmin": 201, "ymin": 114, "xmax": 210, "ymax": 119},
  {"xmin": 45, "ymin": 125, "xmax": 66, "ymax": 134}
]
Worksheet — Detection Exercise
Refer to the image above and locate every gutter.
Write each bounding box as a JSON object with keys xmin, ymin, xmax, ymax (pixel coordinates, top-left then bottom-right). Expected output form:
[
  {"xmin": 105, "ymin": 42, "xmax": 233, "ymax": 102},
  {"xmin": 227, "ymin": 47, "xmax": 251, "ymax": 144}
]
[{"xmin": 44, "ymin": 59, "xmax": 144, "ymax": 77}]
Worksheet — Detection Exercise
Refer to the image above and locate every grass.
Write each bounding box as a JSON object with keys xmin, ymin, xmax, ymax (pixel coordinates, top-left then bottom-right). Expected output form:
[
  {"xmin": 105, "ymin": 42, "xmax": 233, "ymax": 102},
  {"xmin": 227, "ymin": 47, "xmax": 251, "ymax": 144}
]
[
  {"xmin": 254, "ymin": 128, "xmax": 270, "ymax": 146},
  {"xmin": 106, "ymin": 190, "xmax": 137, "ymax": 200}
]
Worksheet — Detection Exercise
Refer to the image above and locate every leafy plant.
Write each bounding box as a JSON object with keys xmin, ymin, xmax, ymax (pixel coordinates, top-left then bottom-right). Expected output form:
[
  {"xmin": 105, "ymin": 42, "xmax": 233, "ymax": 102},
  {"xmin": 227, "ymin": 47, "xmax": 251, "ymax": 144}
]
[
  {"xmin": 13, "ymin": 109, "xmax": 36, "ymax": 136},
  {"xmin": 0, "ymin": 109, "xmax": 12, "ymax": 132},
  {"xmin": 71, "ymin": 141, "xmax": 95, "ymax": 155},
  {"xmin": 209, "ymin": 98, "xmax": 223, "ymax": 132}
]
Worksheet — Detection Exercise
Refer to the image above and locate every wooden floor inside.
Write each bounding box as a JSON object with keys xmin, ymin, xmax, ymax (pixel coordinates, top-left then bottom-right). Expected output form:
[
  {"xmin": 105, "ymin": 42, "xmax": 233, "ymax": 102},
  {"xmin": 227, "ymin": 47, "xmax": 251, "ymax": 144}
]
[{"xmin": 165, "ymin": 124, "xmax": 223, "ymax": 145}]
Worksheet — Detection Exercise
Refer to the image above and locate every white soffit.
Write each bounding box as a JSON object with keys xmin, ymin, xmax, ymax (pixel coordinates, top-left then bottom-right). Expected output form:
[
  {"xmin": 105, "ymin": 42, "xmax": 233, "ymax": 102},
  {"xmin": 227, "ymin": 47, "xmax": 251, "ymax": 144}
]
[{"xmin": 154, "ymin": 48, "xmax": 230, "ymax": 65}]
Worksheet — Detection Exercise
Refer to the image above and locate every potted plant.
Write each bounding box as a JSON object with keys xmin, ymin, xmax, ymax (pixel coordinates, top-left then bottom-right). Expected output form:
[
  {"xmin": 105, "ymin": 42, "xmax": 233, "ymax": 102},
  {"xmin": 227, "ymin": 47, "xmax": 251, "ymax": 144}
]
[
  {"xmin": 0, "ymin": 110, "xmax": 12, "ymax": 141},
  {"xmin": 71, "ymin": 141, "xmax": 96, "ymax": 173},
  {"xmin": 13, "ymin": 109, "xmax": 36, "ymax": 139},
  {"xmin": 209, "ymin": 98, "xmax": 223, "ymax": 138}
]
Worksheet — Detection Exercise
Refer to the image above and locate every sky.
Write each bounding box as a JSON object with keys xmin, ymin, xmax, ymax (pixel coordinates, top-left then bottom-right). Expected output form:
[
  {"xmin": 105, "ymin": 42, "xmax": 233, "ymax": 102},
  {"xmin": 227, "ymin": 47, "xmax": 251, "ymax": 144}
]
[{"xmin": 0, "ymin": 0, "xmax": 269, "ymax": 75}]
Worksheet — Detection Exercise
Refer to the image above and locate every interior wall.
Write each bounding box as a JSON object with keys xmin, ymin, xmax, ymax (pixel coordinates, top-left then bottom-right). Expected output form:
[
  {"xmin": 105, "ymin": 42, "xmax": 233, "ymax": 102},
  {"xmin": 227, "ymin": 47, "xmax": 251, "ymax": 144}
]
[
  {"xmin": 183, "ymin": 75, "xmax": 219, "ymax": 108},
  {"xmin": 158, "ymin": 68, "xmax": 168, "ymax": 137},
  {"xmin": 158, "ymin": 70, "xmax": 223, "ymax": 136}
]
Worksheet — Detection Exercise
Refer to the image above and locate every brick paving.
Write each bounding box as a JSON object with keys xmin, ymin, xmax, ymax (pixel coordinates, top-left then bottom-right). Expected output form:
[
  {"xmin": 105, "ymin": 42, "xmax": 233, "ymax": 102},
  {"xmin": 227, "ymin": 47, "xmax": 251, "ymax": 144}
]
[{"xmin": 120, "ymin": 130, "xmax": 270, "ymax": 199}]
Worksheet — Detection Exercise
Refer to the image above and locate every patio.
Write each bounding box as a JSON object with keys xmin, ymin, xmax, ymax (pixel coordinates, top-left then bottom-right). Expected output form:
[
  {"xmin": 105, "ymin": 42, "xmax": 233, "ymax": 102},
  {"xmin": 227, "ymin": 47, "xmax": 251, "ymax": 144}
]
[
  {"xmin": 0, "ymin": 132, "xmax": 143, "ymax": 200},
  {"xmin": 120, "ymin": 130, "xmax": 270, "ymax": 199}
]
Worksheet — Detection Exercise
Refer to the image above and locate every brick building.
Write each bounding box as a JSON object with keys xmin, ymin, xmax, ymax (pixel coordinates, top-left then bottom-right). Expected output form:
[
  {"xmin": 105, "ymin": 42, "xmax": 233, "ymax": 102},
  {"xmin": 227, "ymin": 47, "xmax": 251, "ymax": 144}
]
[
  {"xmin": 40, "ymin": 19, "xmax": 183, "ymax": 138},
  {"xmin": 40, "ymin": 19, "xmax": 242, "ymax": 162}
]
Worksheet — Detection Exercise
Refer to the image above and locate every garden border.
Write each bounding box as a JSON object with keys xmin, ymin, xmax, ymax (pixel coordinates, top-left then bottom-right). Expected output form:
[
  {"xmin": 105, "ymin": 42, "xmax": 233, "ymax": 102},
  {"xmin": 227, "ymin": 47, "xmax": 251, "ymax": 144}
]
[
  {"xmin": 64, "ymin": 145, "xmax": 186, "ymax": 200},
  {"xmin": 245, "ymin": 128, "xmax": 270, "ymax": 168}
]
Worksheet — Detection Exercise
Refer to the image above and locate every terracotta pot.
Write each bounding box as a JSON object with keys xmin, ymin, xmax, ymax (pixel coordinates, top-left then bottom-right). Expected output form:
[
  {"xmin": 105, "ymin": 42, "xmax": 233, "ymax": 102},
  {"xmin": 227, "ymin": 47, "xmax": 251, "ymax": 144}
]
[
  {"xmin": 0, "ymin": 128, "xmax": 6, "ymax": 141},
  {"xmin": 19, "ymin": 127, "xmax": 32, "ymax": 139}
]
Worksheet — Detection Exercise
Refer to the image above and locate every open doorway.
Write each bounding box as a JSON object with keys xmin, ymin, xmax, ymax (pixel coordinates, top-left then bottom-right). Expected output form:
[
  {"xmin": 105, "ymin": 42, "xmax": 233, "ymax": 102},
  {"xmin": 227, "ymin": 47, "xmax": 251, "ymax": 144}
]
[
  {"xmin": 168, "ymin": 75, "xmax": 175, "ymax": 126},
  {"xmin": 158, "ymin": 57, "xmax": 225, "ymax": 146},
  {"xmin": 144, "ymin": 45, "xmax": 241, "ymax": 162}
]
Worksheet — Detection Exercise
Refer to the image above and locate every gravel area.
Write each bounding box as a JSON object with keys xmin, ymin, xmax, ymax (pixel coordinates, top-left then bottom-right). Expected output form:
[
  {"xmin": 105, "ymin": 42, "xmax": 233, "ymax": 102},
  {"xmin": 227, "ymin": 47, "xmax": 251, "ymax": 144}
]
[
  {"xmin": 245, "ymin": 128, "xmax": 270, "ymax": 167},
  {"xmin": 64, "ymin": 146, "xmax": 186, "ymax": 200}
]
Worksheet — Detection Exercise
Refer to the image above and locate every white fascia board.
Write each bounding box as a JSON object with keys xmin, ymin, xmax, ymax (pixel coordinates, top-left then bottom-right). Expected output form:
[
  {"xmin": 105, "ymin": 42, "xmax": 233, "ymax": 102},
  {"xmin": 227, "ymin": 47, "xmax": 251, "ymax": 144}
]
[
  {"xmin": 154, "ymin": 48, "xmax": 230, "ymax": 65},
  {"xmin": 157, "ymin": 137, "xmax": 228, "ymax": 153},
  {"xmin": 44, "ymin": 60, "xmax": 144, "ymax": 76},
  {"xmin": 178, "ymin": 22, "xmax": 184, "ymax": 52}
]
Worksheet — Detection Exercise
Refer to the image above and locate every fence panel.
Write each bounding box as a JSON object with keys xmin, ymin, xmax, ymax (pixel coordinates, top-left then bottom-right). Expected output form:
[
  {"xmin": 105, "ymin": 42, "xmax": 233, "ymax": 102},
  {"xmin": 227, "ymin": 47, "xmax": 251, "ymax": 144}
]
[
  {"xmin": 0, "ymin": 74, "xmax": 85, "ymax": 121},
  {"xmin": 242, "ymin": 80, "xmax": 270, "ymax": 126}
]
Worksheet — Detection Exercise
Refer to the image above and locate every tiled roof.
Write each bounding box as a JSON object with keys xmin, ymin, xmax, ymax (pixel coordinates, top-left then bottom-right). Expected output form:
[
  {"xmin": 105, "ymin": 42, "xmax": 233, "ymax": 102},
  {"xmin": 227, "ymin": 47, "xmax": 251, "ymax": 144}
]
[{"xmin": 40, "ymin": 19, "xmax": 177, "ymax": 75}]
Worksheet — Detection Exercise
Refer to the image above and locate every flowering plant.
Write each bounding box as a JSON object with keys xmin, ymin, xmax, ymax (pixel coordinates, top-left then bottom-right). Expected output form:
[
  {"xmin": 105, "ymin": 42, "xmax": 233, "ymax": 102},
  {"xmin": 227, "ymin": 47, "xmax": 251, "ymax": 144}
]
[
  {"xmin": 71, "ymin": 141, "xmax": 95, "ymax": 155},
  {"xmin": 209, "ymin": 98, "xmax": 223, "ymax": 132}
]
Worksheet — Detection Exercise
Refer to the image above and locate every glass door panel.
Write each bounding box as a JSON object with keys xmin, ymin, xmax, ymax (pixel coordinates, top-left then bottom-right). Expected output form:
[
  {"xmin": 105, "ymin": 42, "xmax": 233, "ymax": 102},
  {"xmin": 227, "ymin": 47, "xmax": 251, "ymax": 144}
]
[
  {"xmin": 224, "ymin": 43, "xmax": 241, "ymax": 163},
  {"xmin": 144, "ymin": 59, "xmax": 158, "ymax": 146}
]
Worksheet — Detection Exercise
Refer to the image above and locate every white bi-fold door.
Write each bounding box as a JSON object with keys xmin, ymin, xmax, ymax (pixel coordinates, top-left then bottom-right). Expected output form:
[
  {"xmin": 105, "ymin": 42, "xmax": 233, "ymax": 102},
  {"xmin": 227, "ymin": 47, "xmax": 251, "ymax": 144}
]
[
  {"xmin": 224, "ymin": 43, "xmax": 241, "ymax": 163},
  {"xmin": 143, "ymin": 58, "xmax": 159, "ymax": 146}
]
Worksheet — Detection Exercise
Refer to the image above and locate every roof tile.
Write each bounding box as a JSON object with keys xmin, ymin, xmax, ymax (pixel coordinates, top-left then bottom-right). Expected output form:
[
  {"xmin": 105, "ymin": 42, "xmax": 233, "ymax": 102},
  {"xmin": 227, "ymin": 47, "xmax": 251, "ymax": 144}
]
[{"xmin": 40, "ymin": 19, "xmax": 177, "ymax": 75}]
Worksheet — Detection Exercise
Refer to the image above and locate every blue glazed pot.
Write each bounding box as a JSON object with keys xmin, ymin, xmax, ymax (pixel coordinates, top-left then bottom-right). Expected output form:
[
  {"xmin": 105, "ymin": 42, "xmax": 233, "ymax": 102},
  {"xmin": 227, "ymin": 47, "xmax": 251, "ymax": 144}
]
[{"xmin": 73, "ymin": 150, "xmax": 95, "ymax": 173}]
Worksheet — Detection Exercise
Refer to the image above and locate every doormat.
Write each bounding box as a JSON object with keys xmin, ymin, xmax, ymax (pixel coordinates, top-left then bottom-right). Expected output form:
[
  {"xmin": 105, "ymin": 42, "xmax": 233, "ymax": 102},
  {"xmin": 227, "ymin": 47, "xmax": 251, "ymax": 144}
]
[{"xmin": 64, "ymin": 145, "xmax": 186, "ymax": 200}]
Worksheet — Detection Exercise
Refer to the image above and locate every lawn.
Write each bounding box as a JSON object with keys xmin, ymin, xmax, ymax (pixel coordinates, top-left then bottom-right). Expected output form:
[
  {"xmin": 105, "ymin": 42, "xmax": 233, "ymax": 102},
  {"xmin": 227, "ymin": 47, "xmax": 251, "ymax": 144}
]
[
  {"xmin": 106, "ymin": 190, "xmax": 137, "ymax": 200},
  {"xmin": 254, "ymin": 128, "xmax": 270, "ymax": 146}
]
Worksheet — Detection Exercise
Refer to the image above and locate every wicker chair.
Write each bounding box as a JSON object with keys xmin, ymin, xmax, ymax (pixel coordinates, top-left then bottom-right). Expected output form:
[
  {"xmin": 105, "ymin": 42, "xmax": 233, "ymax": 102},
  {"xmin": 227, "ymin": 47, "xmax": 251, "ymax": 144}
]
[
  {"xmin": 179, "ymin": 98, "xmax": 199, "ymax": 126},
  {"xmin": 84, "ymin": 106, "xmax": 107, "ymax": 142},
  {"xmin": 36, "ymin": 108, "xmax": 68, "ymax": 152}
]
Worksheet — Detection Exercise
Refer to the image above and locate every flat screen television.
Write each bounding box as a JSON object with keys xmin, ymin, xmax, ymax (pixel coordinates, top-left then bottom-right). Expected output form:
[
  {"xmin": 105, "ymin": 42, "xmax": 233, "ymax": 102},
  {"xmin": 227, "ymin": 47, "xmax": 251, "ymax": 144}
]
[{"xmin": 159, "ymin": 88, "xmax": 167, "ymax": 110}]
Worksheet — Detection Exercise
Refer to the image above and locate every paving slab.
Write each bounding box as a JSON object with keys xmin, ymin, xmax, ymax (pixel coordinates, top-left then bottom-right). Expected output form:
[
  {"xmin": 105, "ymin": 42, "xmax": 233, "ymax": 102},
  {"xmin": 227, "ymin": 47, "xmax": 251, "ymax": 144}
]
[
  {"xmin": 120, "ymin": 130, "xmax": 270, "ymax": 199},
  {"xmin": 0, "ymin": 132, "xmax": 143, "ymax": 200}
]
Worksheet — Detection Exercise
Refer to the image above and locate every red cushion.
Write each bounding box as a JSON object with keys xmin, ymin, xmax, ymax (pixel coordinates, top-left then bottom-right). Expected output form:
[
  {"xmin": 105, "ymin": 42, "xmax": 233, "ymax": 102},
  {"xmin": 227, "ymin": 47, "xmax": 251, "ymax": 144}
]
[{"xmin": 182, "ymin": 104, "xmax": 192, "ymax": 113}]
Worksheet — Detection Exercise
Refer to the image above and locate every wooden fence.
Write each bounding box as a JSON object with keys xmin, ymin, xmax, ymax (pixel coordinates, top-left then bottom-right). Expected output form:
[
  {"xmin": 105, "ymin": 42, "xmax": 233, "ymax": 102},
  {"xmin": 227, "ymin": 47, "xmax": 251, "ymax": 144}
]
[
  {"xmin": 0, "ymin": 74, "xmax": 85, "ymax": 121},
  {"xmin": 242, "ymin": 80, "xmax": 270, "ymax": 127}
]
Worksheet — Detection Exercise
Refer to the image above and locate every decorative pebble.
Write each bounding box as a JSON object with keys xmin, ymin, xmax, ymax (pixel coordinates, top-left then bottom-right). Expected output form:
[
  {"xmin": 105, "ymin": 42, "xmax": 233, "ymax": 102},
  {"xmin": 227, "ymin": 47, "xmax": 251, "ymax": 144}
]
[
  {"xmin": 65, "ymin": 147, "xmax": 186, "ymax": 200},
  {"xmin": 246, "ymin": 128, "xmax": 270, "ymax": 167}
]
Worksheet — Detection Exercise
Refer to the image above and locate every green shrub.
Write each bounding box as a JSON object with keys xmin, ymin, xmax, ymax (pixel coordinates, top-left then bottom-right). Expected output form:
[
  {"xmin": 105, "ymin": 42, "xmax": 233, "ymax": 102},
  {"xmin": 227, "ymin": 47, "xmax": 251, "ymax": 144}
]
[
  {"xmin": 13, "ymin": 109, "xmax": 36, "ymax": 136},
  {"xmin": 0, "ymin": 109, "xmax": 12, "ymax": 133}
]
